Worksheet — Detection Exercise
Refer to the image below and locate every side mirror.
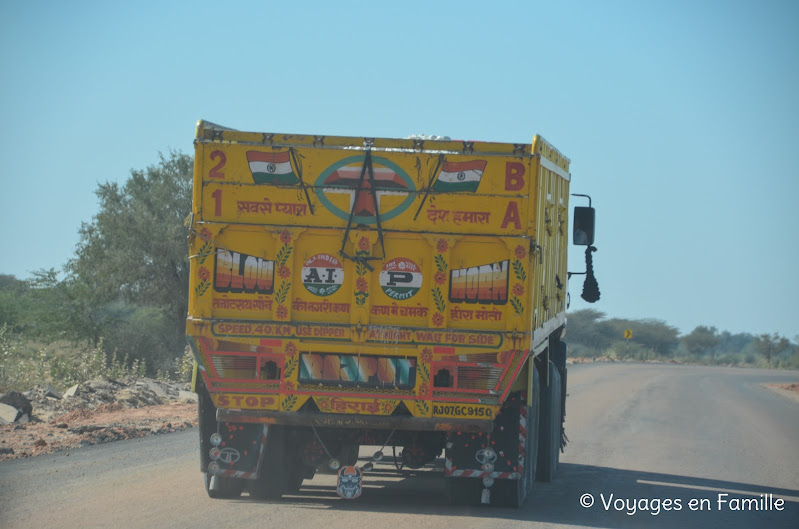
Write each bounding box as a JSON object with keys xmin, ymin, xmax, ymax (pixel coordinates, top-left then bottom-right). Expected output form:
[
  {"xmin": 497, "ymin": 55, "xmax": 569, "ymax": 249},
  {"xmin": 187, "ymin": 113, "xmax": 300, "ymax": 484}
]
[{"xmin": 573, "ymin": 206, "xmax": 595, "ymax": 246}]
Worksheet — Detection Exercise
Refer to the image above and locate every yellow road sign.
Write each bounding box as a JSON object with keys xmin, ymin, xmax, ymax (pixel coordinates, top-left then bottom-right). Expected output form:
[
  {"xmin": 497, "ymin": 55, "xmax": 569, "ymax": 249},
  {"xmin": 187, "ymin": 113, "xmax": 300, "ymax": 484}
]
[{"xmin": 624, "ymin": 329, "xmax": 633, "ymax": 339}]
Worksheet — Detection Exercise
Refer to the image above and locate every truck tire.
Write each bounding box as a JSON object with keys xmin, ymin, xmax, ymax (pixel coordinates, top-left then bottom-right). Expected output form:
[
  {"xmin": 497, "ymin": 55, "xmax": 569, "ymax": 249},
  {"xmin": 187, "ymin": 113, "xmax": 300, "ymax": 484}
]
[
  {"xmin": 493, "ymin": 368, "xmax": 539, "ymax": 507},
  {"xmin": 249, "ymin": 425, "xmax": 290, "ymax": 500},
  {"xmin": 340, "ymin": 444, "xmax": 360, "ymax": 466},
  {"xmin": 198, "ymin": 385, "xmax": 244, "ymax": 499},
  {"xmin": 197, "ymin": 384, "xmax": 216, "ymax": 471},
  {"xmin": 526, "ymin": 367, "xmax": 540, "ymax": 491},
  {"xmin": 536, "ymin": 361, "xmax": 561, "ymax": 482},
  {"xmin": 287, "ymin": 461, "xmax": 316, "ymax": 492},
  {"xmin": 552, "ymin": 339, "xmax": 568, "ymax": 426},
  {"xmin": 446, "ymin": 476, "xmax": 482, "ymax": 505},
  {"xmin": 204, "ymin": 472, "xmax": 244, "ymax": 499}
]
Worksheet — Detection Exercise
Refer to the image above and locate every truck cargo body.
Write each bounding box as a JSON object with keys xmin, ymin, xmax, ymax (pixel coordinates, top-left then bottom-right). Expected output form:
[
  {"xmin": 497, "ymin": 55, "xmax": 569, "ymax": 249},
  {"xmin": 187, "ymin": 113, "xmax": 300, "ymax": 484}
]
[{"xmin": 187, "ymin": 121, "xmax": 573, "ymax": 505}]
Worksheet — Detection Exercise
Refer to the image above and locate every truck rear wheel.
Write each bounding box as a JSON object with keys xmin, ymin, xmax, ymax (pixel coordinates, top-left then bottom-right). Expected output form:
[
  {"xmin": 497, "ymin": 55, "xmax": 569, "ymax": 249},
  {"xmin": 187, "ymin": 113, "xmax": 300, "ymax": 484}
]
[
  {"xmin": 492, "ymin": 467, "xmax": 527, "ymax": 507},
  {"xmin": 536, "ymin": 361, "xmax": 562, "ymax": 482},
  {"xmin": 446, "ymin": 476, "xmax": 482, "ymax": 505},
  {"xmin": 198, "ymin": 385, "xmax": 244, "ymax": 499},
  {"xmin": 249, "ymin": 425, "xmax": 290, "ymax": 500},
  {"xmin": 204, "ymin": 473, "xmax": 244, "ymax": 499},
  {"xmin": 493, "ymin": 368, "xmax": 539, "ymax": 507},
  {"xmin": 287, "ymin": 461, "xmax": 316, "ymax": 492},
  {"xmin": 341, "ymin": 444, "xmax": 360, "ymax": 465}
]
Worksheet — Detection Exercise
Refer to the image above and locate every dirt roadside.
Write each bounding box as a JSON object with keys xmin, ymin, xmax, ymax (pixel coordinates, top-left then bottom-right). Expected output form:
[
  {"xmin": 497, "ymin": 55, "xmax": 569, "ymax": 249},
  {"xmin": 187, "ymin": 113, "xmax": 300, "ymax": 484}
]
[
  {"xmin": 766, "ymin": 382, "xmax": 799, "ymax": 404},
  {"xmin": 0, "ymin": 377, "xmax": 198, "ymax": 462}
]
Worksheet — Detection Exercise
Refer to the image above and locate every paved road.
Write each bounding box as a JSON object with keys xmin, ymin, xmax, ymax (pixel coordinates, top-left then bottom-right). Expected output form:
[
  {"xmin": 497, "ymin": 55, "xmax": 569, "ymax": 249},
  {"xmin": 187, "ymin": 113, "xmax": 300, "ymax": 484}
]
[{"xmin": 1, "ymin": 363, "xmax": 797, "ymax": 529}]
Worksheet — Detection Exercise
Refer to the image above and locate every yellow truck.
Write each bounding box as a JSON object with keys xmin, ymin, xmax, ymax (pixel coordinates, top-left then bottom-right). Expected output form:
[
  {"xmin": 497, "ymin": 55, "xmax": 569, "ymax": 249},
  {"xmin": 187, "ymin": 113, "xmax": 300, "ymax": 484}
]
[{"xmin": 187, "ymin": 120, "xmax": 598, "ymax": 506}]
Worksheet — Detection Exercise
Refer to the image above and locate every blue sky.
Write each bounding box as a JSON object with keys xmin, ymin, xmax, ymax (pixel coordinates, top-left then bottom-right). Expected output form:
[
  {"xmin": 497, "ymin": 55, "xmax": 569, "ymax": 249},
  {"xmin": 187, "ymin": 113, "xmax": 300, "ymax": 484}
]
[{"xmin": 1, "ymin": 1, "xmax": 797, "ymax": 339}]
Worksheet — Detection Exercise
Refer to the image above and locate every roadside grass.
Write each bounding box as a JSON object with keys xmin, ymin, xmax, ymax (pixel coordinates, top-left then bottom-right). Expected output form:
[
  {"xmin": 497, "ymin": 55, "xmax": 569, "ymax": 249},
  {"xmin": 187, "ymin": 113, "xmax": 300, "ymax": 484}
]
[{"xmin": 0, "ymin": 323, "xmax": 192, "ymax": 393}]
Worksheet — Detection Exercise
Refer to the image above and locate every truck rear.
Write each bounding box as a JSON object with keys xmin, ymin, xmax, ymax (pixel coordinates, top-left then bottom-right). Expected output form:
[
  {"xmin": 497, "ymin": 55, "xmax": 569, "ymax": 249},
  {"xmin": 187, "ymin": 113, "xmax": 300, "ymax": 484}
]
[{"xmin": 187, "ymin": 121, "xmax": 587, "ymax": 506}]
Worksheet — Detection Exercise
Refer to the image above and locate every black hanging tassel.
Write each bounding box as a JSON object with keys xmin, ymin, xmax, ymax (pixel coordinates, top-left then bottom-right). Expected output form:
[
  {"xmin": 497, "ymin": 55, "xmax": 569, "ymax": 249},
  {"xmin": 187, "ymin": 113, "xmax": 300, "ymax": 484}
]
[{"xmin": 581, "ymin": 246, "xmax": 600, "ymax": 303}]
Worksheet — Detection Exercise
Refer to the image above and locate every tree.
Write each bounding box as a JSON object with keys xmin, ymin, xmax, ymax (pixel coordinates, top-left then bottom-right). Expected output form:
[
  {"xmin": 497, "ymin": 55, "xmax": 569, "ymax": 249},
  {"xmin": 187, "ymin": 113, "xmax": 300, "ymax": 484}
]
[
  {"xmin": 634, "ymin": 319, "xmax": 680, "ymax": 357},
  {"xmin": 601, "ymin": 317, "xmax": 679, "ymax": 359},
  {"xmin": 565, "ymin": 312, "xmax": 680, "ymax": 360},
  {"xmin": 752, "ymin": 333, "xmax": 791, "ymax": 368},
  {"xmin": 68, "ymin": 151, "xmax": 193, "ymax": 369},
  {"xmin": 0, "ymin": 275, "xmax": 29, "ymax": 333},
  {"xmin": 24, "ymin": 269, "xmax": 90, "ymax": 340},
  {"xmin": 682, "ymin": 326, "xmax": 722, "ymax": 363},
  {"xmin": 565, "ymin": 309, "xmax": 614, "ymax": 356},
  {"xmin": 788, "ymin": 336, "xmax": 799, "ymax": 369}
]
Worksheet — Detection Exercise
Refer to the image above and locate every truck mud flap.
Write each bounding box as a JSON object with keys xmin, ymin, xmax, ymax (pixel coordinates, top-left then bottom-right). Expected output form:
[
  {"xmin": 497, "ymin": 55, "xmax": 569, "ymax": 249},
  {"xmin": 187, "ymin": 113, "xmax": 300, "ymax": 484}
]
[{"xmin": 207, "ymin": 422, "xmax": 268, "ymax": 479}]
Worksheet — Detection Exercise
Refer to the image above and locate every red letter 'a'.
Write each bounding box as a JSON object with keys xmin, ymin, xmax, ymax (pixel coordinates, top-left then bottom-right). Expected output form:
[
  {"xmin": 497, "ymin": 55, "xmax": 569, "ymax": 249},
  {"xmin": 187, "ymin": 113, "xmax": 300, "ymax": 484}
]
[{"xmin": 501, "ymin": 201, "xmax": 521, "ymax": 229}]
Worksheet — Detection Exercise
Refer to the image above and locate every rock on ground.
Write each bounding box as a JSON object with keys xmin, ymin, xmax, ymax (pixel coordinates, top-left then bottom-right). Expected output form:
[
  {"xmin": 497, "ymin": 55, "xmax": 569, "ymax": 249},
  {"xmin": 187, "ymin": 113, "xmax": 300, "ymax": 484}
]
[
  {"xmin": 0, "ymin": 377, "xmax": 199, "ymax": 462},
  {"xmin": 0, "ymin": 402, "xmax": 20, "ymax": 424},
  {"xmin": 0, "ymin": 390, "xmax": 33, "ymax": 419}
]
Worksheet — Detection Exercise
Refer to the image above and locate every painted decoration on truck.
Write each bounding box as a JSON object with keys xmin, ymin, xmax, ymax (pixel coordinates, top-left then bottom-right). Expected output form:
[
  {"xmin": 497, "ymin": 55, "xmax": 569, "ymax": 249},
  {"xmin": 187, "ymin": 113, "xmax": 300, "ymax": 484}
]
[
  {"xmin": 315, "ymin": 396, "xmax": 399, "ymax": 415},
  {"xmin": 194, "ymin": 227, "xmax": 214, "ymax": 297},
  {"xmin": 379, "ymin": 258, "xmax": 422, "ymax": 300},
  {"xmin": 430, "ymin": 239, "xmax": 449, "ymax": 327},
  {"xmin": 302, "ymin": 253, "xmax": 344, "ymax": 296},
  {"xmin": 426, "ymin": 206, "xmax": 491, "ymax": 226},
  {"xmin": 246, "ymin": 150, "xmax": 299, "ymax": 185},
  {"xmin": 432, "ymin": 160, "xmax": 487, "ymax": 193},
  {"xmin": 236, "ymin": 197, "xmax": 308, "ymax": 216},
  {"xmin": 448, "ymin": 259, "xmax": 509, "ymax": 305},
  {"xmin": 206, "ymin": 321, "xmax": 505, "ymax": 348},
  {"xmin": 299, "ymin": 352, "xmax": 416, "ymax": 388},
  {"xmin": 214, "ymin": 248, "xmax": 275, "ymax": 295},
  {"xmin": 510, "ymin": 245, "xmax": 527, "ymax": 315},
  {"xmin": 212, "ymin": 393, "xmax": 279, "ymax": 410},
  {"xmin": 273, "ymin": 230, "xmax": 294, "ymax": 320},
  {"xmin": 314, "ymin": 155, "xmax": 416, "ymax": 224},
  {"xmin": 353, "ymin": 236, "xmax": 370, "ymax": 306}
]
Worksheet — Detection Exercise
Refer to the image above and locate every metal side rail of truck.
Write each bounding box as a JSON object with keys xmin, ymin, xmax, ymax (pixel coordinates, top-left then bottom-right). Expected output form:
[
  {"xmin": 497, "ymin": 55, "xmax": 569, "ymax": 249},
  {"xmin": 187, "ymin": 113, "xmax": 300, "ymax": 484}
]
[{"xmin": 186, "ymin": 120, "xmax": 600, "ymax": 507}]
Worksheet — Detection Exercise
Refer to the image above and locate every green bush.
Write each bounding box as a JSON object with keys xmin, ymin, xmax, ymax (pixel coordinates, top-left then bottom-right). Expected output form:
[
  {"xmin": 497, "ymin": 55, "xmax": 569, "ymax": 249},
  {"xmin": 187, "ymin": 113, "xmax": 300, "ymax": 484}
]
[{"xmin": 0, "ymin": 327, "xmax": 147, "ymax": 392}]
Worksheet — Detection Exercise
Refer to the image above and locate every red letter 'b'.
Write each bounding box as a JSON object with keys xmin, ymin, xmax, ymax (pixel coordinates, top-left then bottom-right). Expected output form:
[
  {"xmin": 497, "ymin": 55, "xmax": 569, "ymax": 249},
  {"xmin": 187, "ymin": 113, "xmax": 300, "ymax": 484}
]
[{"xmin": 505, "ymin": 162, "xmax": 525, "ymax": 191}]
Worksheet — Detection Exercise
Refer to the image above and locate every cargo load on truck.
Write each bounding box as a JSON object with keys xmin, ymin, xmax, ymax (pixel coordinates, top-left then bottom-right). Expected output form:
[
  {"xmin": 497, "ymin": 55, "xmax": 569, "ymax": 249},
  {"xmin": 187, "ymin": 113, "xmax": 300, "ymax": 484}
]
[{"xmin": 187, "ymin": 120, "xmax": 598, "ymax": 506}]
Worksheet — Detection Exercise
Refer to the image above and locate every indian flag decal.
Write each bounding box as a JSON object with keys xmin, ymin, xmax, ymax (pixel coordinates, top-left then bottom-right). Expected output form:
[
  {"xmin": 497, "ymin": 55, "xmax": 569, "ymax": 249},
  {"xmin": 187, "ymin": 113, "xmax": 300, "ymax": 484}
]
[
  {"xmin": 379, "ymin": 258, "xmax": 422, "ymax": 301},
  {"xmin": 433, "ymin": 160, "xmax": 487, "ymax": 193},
  {"xmin": 246, "ymin": 151, "xmax": 300, "ymax": 185}
]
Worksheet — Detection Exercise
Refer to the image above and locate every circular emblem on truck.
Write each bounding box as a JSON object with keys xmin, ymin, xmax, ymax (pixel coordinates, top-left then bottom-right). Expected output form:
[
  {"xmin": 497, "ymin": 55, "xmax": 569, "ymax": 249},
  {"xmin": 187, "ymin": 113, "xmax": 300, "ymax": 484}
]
[
  {"xmin": 314, "ymin": 155, "xmax": 416, "ymax": 224},
  {"xmin": 302, "ymin": 253, "xmax": 344, "ymax": 296},
  {"xmin": 218, "ymin": 447, "xmax": 240, "ymax": 464},
  {"xmin": 379, "ymin": 258, "xmax": 422, "ymax": 300}
]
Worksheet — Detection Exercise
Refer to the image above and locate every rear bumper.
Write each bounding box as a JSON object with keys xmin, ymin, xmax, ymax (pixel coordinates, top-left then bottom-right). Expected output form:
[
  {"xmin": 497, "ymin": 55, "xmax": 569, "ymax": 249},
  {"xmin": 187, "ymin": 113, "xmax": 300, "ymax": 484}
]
[{"xmin": 216, "ymin": 408, "xmax": 493, "ymax": 433}]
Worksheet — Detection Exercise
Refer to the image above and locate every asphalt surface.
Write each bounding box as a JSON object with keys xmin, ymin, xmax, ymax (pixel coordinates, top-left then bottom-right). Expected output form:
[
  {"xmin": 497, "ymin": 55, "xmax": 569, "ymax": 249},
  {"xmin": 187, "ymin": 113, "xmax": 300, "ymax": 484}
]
[{"xmin": 1, "ymin": 363, "xmax": 797, "ymax": 529}]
